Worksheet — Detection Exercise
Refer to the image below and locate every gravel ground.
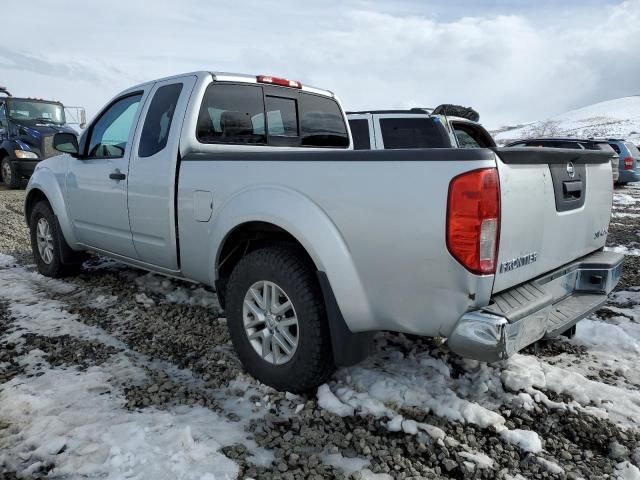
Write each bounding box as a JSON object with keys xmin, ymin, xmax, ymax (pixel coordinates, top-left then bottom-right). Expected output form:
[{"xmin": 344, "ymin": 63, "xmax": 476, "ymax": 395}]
[
  {"xmin": 0, "ymin": 187, "xmax": 29, "ymax": 259},
  {"xmin": 1, "ymin": 186, "xmax": 639, "ymax": 479}
]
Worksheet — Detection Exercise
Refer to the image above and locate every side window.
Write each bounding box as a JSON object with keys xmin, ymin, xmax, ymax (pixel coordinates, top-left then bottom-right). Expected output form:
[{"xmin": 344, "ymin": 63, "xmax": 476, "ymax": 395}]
[
  {"xmin": 0, "ymin": 102, "xmax": 6, "ymax": 129},
  {"xmin": 138, "ymin": 83, "xmax": 183, "ymax": 158},
  {"xmin": 197, "ymin": 84, "xmax": 266, "ymax": 144},
  {"xmin": 380, "ymin": 118, "xmax": 449, "ymax": 149},
  {"xmin": 348, "ymin": 119, "xmax": 371, "ymax": 150},
  {"xmin": 87, "ymin": 94, "xmax": 142, "ymax": 158},
  {"xmin": 265, "ymin": 96, "xmax": 298, "ymax": 138},
  {"xmin": 299, "ymin": 94, "xmax": 349, "ymax": 148}
]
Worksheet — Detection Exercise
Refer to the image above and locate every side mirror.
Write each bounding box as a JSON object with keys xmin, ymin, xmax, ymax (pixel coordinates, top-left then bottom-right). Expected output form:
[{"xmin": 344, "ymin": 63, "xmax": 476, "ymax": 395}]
[{"xmin": 53, "ymin": 132, "xmax": 80, "ymax": 156}]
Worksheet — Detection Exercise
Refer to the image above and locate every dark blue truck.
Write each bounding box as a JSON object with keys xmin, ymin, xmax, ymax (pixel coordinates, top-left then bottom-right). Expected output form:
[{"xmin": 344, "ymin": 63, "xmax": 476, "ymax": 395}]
[{"xmin": 0, "ymin": 87, "xmax": 84, "ymax": 188}]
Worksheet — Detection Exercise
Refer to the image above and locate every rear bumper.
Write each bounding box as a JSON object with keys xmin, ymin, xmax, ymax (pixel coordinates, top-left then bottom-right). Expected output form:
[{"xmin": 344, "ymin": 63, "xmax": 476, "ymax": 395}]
[
  {"xmin": 448, "ymin": 250, "xmax": 624, "ymax": 362},
  {"xmin": 618, "ymin": 169, "xmax": 640, "ymax": 183}
]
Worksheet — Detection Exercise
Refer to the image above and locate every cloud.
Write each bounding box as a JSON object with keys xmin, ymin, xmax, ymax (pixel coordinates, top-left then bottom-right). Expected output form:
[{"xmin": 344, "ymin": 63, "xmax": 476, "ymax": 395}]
[{"xmin": 1, "ymin": 0, "xmax": 639, "ymax": 127}]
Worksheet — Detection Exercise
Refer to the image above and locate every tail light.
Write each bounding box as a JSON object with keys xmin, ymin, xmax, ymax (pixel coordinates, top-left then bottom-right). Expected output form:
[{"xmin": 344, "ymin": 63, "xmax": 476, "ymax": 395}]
[
  {"xmin": 623, "ymin": 156, "xmax": 634, "ymax": 170},
  {"xmin": 257, "ymin": 75, "xmax": 302, "ymax": 89},
  {"xmin": 447, "ymin": 168, "xmax": 500, "ymax": 275}
]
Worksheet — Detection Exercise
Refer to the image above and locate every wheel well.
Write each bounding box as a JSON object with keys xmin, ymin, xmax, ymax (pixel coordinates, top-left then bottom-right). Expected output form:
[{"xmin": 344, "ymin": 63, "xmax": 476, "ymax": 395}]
[
  {"xmin": 216, "ymin": 221, "xmax": 317, "ymax": 305},
  {"xmin": 25, "ymin": 189, "xmax": 50, "ymax": 226}
]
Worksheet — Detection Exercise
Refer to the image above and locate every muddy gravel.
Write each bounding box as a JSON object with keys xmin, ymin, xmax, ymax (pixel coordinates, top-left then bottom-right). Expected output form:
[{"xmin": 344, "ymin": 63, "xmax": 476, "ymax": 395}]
[{"xmin": 1, "ymin": 186, "xmax": 640, "ymax": 479}]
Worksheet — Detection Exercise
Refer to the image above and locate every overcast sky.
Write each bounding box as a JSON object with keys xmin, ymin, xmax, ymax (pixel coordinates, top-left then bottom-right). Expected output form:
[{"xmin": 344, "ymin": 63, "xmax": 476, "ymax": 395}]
[{"xmin": 2, "ymin": 0, "xmax": 639, "ymax": 128}]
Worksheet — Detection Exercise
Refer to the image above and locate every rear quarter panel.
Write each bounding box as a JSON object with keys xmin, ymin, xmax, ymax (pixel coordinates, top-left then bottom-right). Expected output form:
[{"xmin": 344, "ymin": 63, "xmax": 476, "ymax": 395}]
[{"xmin": 178, "ymin": 155, "xmax": 497, "ymax": 336}]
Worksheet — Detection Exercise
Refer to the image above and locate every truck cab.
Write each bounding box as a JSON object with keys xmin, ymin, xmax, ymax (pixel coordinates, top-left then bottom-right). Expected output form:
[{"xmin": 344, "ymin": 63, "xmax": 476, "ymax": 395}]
[{"xmin": 0, "ymin": 87, "xmax": 84, "ymax": 189}]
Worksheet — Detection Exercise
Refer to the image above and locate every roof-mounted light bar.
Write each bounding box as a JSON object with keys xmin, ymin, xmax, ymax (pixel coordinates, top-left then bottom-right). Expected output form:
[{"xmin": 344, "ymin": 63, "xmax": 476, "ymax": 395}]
[{"xmin": 257, "ymin": 75, "xmax": 302, "ymax": 89}]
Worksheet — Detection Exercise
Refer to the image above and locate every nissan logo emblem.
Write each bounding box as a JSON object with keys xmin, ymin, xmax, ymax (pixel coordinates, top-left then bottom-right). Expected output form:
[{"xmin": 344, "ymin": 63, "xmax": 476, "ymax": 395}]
[{"xmin": 566, "ymin": 162, "xmax": 575, "ymax": 178}]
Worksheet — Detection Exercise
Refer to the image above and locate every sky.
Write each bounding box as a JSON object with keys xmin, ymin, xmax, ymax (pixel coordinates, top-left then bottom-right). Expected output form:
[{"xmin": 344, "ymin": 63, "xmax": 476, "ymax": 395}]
[{"xmin": 1, "ymin": 0, "xmax": 639, "ymax": 128}]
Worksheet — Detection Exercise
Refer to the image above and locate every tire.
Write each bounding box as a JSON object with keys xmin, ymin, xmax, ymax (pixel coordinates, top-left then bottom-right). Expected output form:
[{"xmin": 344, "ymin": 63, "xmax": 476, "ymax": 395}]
[
  {"xmin": 226, "ymin": 246, "xmax": 335, "ymax": 393},
  {"xmin": 1, "ymin": 157, "xmax": 21, "ymax": 189},
  {"xmin": 29, "ymin": 201, "xmax": 81, "ymax": 278}
]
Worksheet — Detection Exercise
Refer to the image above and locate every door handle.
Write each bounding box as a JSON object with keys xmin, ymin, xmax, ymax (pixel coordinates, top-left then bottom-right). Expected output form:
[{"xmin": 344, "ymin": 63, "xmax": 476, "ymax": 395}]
[{"xmin": 109, "ymin": 169, "xmax": 126, "ymax": 181}]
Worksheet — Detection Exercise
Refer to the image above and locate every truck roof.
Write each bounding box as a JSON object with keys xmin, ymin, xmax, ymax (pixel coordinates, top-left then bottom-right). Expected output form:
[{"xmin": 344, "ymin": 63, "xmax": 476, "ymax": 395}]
[
  {"xmin": 126, "ymin": 71, "xmax": 334, "ymax": 98},
  {"xmin": 346, "ymin": 109, "xmax": 481, "ymax": 125},
  {"xmin": 1, "ymin": 96, "xmax": 63, "ymax": 105},
  {"xmin": 347, "ymin": 109, "xmax": 433, "ymax": 115}
]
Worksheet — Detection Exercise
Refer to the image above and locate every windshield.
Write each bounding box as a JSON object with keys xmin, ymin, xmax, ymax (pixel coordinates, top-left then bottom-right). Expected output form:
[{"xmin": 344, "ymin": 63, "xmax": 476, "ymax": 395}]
[{"xmin": 7, "ymin": 99, "xmax": 66, "ymax": 125}]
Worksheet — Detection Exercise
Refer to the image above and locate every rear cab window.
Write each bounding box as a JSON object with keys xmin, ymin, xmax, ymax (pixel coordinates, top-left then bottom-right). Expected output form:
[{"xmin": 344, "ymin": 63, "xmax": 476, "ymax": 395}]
[
  {"xmin": 197, "ymin": 82, "xmax": 349, "ymax": 148},
  {"xmin": 378, "ymin": 116, "xmax": 450, "ymax": 149}
]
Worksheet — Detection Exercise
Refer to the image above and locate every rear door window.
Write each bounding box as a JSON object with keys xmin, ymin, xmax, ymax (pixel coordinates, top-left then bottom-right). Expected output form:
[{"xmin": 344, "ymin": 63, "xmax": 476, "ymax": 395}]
[
  {"xmin": 379, "ymin": 117, "xmax": 449, "ymax": 149},
  {"xmin": 348, "ymin": 119, "xmax": 371, "ymax": 150},
  {"xmin": 139, "ymin": 83, "xmax": 183, "ymax": 157},
  {"xmin": 197, "ymin": 84, "xmax": 266, "ymax": 144}
]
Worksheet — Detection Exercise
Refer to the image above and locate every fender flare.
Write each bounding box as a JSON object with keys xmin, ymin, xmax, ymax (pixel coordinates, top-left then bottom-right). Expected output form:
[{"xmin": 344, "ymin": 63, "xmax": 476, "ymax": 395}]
[
  {"xmin": 26, "ymin": 167, "xmax": 80, "ymax": 249},
  {"xmin": 208, "ymin": 185, "xmax": 375, "ymax": 336}
]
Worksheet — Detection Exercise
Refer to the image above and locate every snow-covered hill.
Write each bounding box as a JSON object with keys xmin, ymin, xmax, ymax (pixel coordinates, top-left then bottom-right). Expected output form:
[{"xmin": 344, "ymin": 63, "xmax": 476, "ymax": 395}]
[{"xmin": 493, "ymin": 96, "xmax": 640, "ymax": 145}]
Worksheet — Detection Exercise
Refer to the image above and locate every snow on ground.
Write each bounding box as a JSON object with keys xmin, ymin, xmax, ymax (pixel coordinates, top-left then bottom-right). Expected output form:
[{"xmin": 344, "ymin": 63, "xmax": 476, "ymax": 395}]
[
  {"xmin": 0, "ymin": 256, "xmax": 274, "ymax": 479},
  {"xmin": 2, "ymin": 184, "xmax": 640, "ymax": 478},
  {"xmin": 606, "ymin": 245, "xmax": 640, "ymax": 257}
]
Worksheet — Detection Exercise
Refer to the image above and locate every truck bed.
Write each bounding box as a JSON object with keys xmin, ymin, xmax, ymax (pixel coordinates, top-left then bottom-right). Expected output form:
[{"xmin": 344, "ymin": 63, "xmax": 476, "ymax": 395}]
[{"xmin": 176, "ymin": 146, "xmax": 615, "ymax": 338}]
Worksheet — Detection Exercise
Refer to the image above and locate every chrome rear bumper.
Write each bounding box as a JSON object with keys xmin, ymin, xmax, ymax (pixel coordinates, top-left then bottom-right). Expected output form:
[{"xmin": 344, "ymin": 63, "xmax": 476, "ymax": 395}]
[{"xmin": 448, "ymin": 250, "xmax": 624, "ymax": 362}]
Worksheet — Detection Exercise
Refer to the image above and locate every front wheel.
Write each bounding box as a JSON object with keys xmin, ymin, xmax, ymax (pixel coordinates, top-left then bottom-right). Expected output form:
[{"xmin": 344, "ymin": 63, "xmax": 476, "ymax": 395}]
[
  {"xmin": 29, "ymin": 201, "xmax": 81, "ymax": 278},
  {"xmin": 1, "ymin": 157, "xmax": 20, "ymax": 189},
  {"xmin": 225, "ymin": 246, "xmax": 335, "ymax": 393}
]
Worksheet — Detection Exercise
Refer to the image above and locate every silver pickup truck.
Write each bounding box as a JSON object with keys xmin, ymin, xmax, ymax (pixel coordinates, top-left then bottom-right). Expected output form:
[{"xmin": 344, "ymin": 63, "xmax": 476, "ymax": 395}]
[{"xmin": 25, "ymin": 71, "xmax": 623, "ymax": 392}]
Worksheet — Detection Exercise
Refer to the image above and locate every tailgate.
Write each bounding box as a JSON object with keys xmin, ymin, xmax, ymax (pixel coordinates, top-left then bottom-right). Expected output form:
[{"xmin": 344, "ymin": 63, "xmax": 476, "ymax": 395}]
[{"xmin": 492, "ymin": 147, "xmax": 614, "ymax": 293}]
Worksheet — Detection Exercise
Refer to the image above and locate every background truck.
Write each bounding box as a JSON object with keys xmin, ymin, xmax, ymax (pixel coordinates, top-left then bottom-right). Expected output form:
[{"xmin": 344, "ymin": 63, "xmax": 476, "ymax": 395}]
[
  {"xmin": 347, "ymin": 105, "xmax": 496, "ymax": 150},
  {"xmin": 0, "ymin": 87, "xmax": 85, "ymax": 189},
  {"xmin": 25, "ymin": 71, "xmax": 622, "ymax": 392}
]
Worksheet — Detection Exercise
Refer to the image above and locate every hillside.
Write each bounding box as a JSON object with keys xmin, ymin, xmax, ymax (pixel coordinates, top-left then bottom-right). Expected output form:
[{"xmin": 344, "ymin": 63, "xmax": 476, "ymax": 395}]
[{"xmin": 492, "ymin": 96, "xmax": 640, "ymax": 145}]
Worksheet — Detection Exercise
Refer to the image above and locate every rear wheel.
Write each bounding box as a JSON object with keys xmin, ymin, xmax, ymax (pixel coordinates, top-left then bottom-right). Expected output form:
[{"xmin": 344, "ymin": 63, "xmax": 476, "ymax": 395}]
[
  {"xmin": 29, "ymin": 201, "xmax": 82, "ymax": 277},
  {"xmin": 225, "ymin": 246, "xmax": 335, "ymax": 392},
  {"xmin": 1, "ymin": 157, "xmax": 20, "ymax": 189}
]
